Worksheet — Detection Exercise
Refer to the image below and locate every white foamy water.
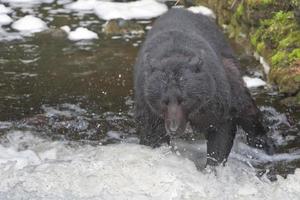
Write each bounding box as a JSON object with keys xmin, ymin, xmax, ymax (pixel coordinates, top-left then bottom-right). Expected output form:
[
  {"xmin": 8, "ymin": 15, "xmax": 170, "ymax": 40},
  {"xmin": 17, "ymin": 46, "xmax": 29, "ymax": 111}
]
[
  {"xmin": 94, "ymin": 0, "xmax": 168, "ymax": 20},
  {"xmin": 0, "ymin": 130, "xmax": 300, "ymax": 200}
]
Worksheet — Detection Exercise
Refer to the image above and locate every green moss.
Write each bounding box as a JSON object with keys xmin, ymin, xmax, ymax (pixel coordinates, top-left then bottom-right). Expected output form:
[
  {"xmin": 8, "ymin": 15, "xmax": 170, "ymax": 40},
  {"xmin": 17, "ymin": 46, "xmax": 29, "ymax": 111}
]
[
  {"xmin": 294, "ymin": 75, "xmax": 300, "ymax": 82},
  {"xmin": 250, "ymin": 34, "xmax": 258, "ymax": 46},
  {"xmin": 256, "ymin": 42, "xmax": 265, "ymax": 53},
  {"xmin": 271, "ymin": 51, "xmax": 288, "ymax": 66},
  {"xmin": 261, "ymin": 0, "xmax": 274, "ymax": 5},
  {"xmin": 247, "ymin": 0, "xmax": 275, "ymax": 7},
  {"xmin": 292, "ymin": 0, "xmax": 300, "ymax": 7},
  {"xmin": 252, "ymin": 11, "xmax": 299, "ymax": 62},
  {"xmin": 288, "ymin": 49, "xmax": 300, "ymax": 62},
  {"xmin": 250, "ymin": 28, "xmax": 264, "ymax": 46},
  {"xmin": 278, "ymin": 31, "xmax": 300, "ymax": 49},
  {"xmin": 258, "ymin": 12, "xmax": 295, "ymax": 47},
  {"xmin": 236, "ymin": 4, "xmax": 245, "ymax": 18},
  {"xmin": 194, "ymin": 0, "xmax": 300, "ymax": 101}
]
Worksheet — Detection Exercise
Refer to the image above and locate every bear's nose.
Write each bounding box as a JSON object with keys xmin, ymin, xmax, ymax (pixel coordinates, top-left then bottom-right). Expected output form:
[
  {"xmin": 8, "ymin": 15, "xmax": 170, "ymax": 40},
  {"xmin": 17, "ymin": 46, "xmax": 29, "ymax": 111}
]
[{"xmin": 169, "ymin": 119, "xmax": 179, "ymax": 132}]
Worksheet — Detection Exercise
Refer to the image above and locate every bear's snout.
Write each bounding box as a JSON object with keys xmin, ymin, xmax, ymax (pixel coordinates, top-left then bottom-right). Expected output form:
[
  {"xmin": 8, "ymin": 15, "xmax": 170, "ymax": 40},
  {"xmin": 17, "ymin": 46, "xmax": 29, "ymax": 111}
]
[{"xmin": 164, "ymin": 103, "xmax": 187, "ymax": 135}]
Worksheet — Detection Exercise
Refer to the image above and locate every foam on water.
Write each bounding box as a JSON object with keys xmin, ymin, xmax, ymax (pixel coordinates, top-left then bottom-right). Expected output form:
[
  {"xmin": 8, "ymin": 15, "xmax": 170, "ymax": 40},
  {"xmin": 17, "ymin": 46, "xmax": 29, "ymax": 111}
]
[{"xmin": 0, "ymin": 130, "xmax": 300, "ymax": 200}]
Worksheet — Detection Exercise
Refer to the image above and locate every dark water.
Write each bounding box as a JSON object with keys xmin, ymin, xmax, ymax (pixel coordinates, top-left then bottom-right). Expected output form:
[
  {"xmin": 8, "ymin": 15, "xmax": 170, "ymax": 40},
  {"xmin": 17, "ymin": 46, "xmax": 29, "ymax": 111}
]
[{"xmin": 0, "ymin": 1, "xmax": 299, "ymax": 179}]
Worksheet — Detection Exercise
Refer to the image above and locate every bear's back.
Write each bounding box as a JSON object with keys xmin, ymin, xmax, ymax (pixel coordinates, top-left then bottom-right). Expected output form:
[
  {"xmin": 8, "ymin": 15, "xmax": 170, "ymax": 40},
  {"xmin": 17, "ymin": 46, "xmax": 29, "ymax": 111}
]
[{"xmin": 145, "ymin": 8, "xmax": 235, "ymax": 59}]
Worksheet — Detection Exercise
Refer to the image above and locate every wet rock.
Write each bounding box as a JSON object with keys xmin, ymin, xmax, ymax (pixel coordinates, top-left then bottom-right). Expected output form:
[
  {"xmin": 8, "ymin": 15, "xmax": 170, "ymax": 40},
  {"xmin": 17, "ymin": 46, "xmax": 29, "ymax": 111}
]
[
  {"xmin": 280, "ymin": 92, "xmax": 300, "ymax": 108},
  {"xmin": 36, "ymin": 28, "xmax": 68, "ymax": 40},
  {"xmin": 102, "ymin": 19, "xmax": 144, "ymax": 36}
]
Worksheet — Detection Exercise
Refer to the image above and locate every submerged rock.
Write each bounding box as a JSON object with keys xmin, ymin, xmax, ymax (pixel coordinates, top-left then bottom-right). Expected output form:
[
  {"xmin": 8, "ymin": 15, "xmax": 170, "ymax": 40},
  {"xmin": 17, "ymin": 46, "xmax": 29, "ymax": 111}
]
[
  {"xmin": 36, "ymin": 28, "xmax": 68, "ymax": 40},
  {"xmin": 102, "ymin": 19, "xmax": 144, "ymax": 36}
]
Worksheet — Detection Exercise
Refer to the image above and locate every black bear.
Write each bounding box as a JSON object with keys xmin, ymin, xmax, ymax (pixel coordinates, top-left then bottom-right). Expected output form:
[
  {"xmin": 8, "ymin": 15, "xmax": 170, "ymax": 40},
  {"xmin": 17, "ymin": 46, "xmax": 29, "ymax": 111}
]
[{"xmin": 134, "ymin": 8, "xmax": 273, "ymax": 166}]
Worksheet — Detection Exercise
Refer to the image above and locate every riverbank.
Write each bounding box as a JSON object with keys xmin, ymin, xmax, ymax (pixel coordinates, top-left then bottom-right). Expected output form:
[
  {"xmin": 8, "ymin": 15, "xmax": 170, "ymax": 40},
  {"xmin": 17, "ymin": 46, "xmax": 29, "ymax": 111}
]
[{"xmin": 193, "ymin": 0, "xmax": 300, "ymax": 107}]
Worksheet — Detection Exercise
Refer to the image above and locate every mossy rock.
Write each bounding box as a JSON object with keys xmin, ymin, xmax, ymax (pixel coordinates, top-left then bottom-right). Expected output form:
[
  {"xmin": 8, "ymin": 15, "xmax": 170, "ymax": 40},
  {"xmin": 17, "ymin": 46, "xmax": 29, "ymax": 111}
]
[
  {"xmin": 280, "ymin": 91, "xmax": 300, "ymax": 107},
  {"xmin": 194, "ymin": 0, "xmax": 300, "ymax": 106},
  {"xmin": 270, "ymin": 60, "xmax": 300, "ymax": 94}
]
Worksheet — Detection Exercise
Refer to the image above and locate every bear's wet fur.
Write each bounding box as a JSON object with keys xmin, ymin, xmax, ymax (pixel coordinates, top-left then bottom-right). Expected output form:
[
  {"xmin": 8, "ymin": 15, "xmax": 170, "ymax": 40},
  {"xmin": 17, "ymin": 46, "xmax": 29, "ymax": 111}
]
[{"xmin": 134, "ymin": 8, "xmax": 273, "ymax": 166}]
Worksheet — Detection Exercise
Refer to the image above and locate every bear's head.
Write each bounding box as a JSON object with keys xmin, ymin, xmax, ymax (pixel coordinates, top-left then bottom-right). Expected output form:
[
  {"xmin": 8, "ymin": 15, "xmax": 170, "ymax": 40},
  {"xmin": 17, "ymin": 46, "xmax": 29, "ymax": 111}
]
[{"xmin": 143, "ymin": 50, "xmax": 216, "ymax": 136}]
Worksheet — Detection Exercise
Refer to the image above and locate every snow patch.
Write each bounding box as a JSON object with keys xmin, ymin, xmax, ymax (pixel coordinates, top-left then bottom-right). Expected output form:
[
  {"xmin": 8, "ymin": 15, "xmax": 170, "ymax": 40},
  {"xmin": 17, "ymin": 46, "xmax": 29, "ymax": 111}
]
[
  {"xmin": 243, "ymin": 76, "xmax": 267, "ymax": 88},
  {"xmin": 0, "ymin": 14, "xmax": 13, "ymax": 25},
  {"xmin": 61, "ymin": 26, "xmax": 99, "ymax": 41},
  {"xmin": 60, "ymin": 25, "xmax": 70, "ymax": 33},
  {"xmin": 65, "ymin": 0, "xmax": 100, "ymax": 11},
  {"xmin": 94, "ymin": 0, "xmax": 168, "ymax": 20},
  {"xmin": 12, "ymin": 15, "xmax": 47, "ymax": 33},
  {"xmin": 254, "ymin": 52, "xmax": 270, "ymax": 75},
  {"xmin": 187, "ymin": 6, "xmax": 216, "ymax": 19},
  {"xmin": 2, "ymin": 0, "xmax": 55, "ymax": 5},
  {"xmin": 0, "ymin": 4, "xmax": 12, "ymax": 14},
  {"xmin": 260, "ymin": 56, "xmax": 270, "ymax": 75}
]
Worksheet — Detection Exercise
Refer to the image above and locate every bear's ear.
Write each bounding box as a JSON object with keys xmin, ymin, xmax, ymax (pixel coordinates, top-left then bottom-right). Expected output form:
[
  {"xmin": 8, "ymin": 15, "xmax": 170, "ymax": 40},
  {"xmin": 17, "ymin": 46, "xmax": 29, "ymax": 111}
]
[
  {"xmin": 188, "ymin": 49, "xmax": 204, "ymax": 73},
  {"xmin": 189, "ymin": 56, "xmax": 203, "ymax": 73}
]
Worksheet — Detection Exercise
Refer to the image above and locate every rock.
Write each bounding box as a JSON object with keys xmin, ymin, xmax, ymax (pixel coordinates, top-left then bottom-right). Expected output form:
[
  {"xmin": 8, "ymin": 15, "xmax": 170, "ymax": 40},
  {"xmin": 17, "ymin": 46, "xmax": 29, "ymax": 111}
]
[
  {"xmin": 280, "ymin": 93, "xmax": 300, "ymax": 108},
  {"xmin": 102, "ymin": 19, "xmax": 144, "ymax": 36},
  {"xmin": 36, "ymin": 28, "xmax": 68, "ymax": 40}
]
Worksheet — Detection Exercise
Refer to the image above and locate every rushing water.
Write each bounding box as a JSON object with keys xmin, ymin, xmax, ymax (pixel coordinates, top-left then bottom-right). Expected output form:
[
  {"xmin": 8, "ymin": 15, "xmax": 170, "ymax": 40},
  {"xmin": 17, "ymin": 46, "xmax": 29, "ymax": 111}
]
[{"xmin": 0, "ymin": 1, "xmax": 300, "ymax": 199}]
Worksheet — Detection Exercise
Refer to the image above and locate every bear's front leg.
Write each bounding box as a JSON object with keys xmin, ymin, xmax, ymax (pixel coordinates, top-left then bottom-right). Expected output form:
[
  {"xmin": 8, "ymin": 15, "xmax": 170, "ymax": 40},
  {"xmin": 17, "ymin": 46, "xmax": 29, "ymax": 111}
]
[
  {"xmin": 206, "ymin": 121, "xmax": 236, "ymax": 166},
  {"xmin": 136, "ymin": 106, "xmax": 170, "ymax": 148}
]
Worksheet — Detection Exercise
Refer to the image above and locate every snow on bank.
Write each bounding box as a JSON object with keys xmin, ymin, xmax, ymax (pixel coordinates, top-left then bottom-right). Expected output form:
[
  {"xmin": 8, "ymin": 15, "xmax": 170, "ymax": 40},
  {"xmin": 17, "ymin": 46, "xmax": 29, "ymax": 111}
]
[
  {"xmin": 187, "ymin": 6, "xmax": 216, "ymax": 19},
  {"xmin": 12, "ymin": 15, "xmax": 47, "ymax": 33},
  {"xmin": 254, "ymin": 52, "xmax": 271, "ymax": 75},
  {"xmin": 65, "ymin": 0, "xmax": 102, "ymax": 11},
  {"xmin": 1, "ymin": 0, "xmax": 55, "ymax": 5},
  {"xmin": 67, "ymin": 1, "xmax": 216, "ymax": 21},
  {"xmin": 61, "ymin": 26, "xmax": 99, "ymax": 41},
  {"xmin": 0, "ymin": 131, "xmax": 300, "ymax": 200},
  {"xmin": 0, "ymin": 4, "xmax": 12, "ymax": 14},
  {"xmin": 0, "ymin": 14, "xmax": 13, "ymax": 25},
  {"xmin": 243, "ymin": 76, "xmax": 267, "ymax": 88},
  {"xmin": 94, "ymin": 0, "xmax": 168, "ymax": 20}
]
